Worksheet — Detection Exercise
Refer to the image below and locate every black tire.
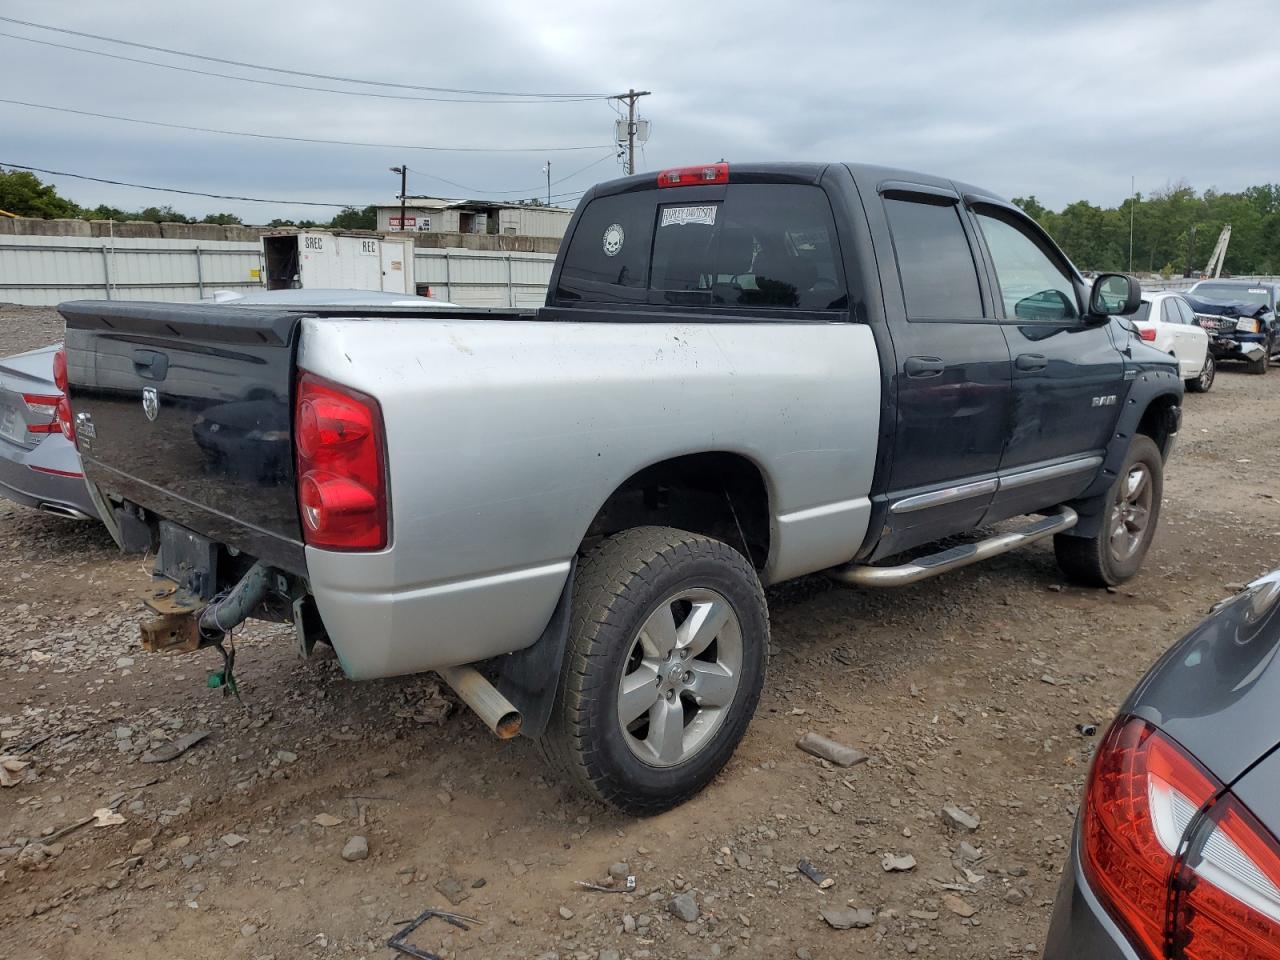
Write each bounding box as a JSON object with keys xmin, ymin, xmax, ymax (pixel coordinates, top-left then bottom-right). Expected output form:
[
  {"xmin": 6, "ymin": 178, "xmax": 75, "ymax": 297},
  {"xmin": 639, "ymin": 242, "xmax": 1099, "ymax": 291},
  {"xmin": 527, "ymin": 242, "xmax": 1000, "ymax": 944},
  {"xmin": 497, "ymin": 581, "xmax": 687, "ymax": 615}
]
[
  {"xmin": 1054, "ymin": 435, "xmax": 1163, "ymax": 587},
  {"xmin": 1186, "ymin": 352, "xmax": 1215, "ymax": 393},
  {"xmin": 539, "ymin": 526, "xmax": 768, "ymax": 815}
]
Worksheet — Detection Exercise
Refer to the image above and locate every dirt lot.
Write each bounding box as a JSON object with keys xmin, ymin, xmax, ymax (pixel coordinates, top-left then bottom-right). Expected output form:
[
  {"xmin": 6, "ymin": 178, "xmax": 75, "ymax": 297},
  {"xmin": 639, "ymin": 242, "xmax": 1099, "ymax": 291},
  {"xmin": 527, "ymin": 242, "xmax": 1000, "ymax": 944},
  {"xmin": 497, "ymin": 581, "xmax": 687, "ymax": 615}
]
[{"xmin": 3, "ymin": 304, "xmax": 1279, "ymax": 960}]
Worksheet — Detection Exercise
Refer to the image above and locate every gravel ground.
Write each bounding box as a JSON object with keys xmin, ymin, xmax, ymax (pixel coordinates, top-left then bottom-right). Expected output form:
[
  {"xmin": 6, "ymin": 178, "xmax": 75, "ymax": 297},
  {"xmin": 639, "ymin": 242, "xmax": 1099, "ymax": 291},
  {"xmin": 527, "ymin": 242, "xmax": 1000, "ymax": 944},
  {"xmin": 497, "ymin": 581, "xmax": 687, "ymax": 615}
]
[{"xmin": 3, "ymin": 304, "xmax": 1280, "ymax": 959}]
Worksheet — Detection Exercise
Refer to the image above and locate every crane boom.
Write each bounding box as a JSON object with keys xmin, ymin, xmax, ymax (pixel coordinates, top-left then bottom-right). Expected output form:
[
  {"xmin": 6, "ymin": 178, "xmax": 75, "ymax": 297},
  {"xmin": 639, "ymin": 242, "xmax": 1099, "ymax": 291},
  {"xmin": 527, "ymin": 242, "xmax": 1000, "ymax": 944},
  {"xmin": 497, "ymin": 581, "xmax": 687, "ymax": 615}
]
[{"xmin": 1203, "ymin": 225, "xmax": 1232, "ymax": 278}]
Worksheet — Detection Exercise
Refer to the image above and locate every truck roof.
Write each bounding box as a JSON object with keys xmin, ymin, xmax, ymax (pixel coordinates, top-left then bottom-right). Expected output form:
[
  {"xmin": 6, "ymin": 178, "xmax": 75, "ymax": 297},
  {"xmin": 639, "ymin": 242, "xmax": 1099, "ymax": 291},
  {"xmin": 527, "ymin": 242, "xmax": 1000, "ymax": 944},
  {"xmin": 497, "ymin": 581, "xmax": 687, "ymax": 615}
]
[{"xmin": 585, "ymin": 161, "xmax": 1009, "ymax": 206}]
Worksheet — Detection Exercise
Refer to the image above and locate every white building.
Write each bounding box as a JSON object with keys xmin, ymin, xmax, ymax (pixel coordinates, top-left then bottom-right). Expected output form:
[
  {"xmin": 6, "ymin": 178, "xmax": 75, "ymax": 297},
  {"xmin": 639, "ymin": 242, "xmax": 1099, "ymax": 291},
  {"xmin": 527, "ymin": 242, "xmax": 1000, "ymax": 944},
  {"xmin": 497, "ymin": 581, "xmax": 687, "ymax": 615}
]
[{"xmin": 376, "ymin": 197, "xmax": 573, "ymax": 239}]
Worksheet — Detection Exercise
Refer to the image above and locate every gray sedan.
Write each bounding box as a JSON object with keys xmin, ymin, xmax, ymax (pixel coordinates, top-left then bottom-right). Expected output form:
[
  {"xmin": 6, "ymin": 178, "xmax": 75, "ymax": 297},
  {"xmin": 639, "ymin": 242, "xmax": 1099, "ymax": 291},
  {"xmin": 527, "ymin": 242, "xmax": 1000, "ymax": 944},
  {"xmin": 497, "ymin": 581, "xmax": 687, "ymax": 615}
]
[
  {"xmin": 0, "ymin": 343, "xmax": 98, "ymax": 520},
  {"xmin": 1044, "ymin": 570, "xmax": 1280, "ymax": 958}
]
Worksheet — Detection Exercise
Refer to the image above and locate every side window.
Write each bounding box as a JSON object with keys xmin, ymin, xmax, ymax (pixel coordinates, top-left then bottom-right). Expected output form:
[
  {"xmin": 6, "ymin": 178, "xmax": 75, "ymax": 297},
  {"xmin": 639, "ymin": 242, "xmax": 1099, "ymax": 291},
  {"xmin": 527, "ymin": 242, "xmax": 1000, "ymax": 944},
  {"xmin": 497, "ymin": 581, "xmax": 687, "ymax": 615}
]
[
  {"xmin": 1175, "ymin": 299, "xmax": 1197, "ymax": 325},
  {"xmin": 650, "ymin": 184, "xmax": 847, "ymax": 311},
  {"xmin": 974, "ymin": 211, "xmax": 1079, "ymax": 322},
  {"xmin": 883, "ymin": 197, "xmax": 983, "ymax": 320},
  {"xmin": 1162, "ymin": 300, "xmax": 1180, "ymax": 324}
]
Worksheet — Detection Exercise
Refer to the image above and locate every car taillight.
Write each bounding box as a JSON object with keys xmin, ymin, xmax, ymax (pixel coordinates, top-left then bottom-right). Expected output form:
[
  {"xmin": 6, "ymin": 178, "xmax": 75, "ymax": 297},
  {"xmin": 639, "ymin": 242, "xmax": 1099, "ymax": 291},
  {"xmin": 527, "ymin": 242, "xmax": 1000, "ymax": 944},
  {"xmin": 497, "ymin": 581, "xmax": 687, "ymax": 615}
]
[
  {"xmin": 656, "ymin": 163, "xmax": 729, "ymax": 188},
  {"xmin": 52, "ymin": 348, "xmax": 68, "ymax": 393},
  {"xmin": 23, "ymin": 393, "xmax": 61, "ymax": 434},
  {"xmin": 294, "ymin": 372, "xmax": 387, "ymax": 551},
  {"xmin": 1082, "ymin": 717, "xmax": 1280, "ymax": 959},
  {"xmin": 1139, "ymin": 327, "xmax": 1158, "ymax": 341},
  {"xmin": 1173, "ymin": 795, "xmax": 1280, "ymax": 958},
  {"xmin": 50, "ymin": 347, "xmax": 76, "ymax": 443},
  {"xmin": 56, "ymin": 397, "xmax": 75, "ymax": 443}
]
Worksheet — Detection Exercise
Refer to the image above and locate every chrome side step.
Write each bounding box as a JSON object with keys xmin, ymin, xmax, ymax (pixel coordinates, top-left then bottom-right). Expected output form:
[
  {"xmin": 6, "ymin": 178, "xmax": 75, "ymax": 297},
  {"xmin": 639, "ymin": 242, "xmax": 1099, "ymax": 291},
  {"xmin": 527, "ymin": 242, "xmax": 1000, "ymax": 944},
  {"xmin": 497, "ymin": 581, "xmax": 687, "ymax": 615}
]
[{"xmin": 827, "ymin": 506, "xmax": 1078, "ymax": 588}]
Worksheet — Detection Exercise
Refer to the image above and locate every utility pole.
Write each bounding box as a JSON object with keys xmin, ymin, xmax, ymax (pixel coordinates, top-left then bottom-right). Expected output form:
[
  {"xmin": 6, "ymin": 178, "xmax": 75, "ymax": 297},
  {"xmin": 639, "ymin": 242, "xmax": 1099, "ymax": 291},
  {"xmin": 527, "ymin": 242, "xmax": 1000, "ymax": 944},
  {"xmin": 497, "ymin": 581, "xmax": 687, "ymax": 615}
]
[
  {"xmin": 389, "ymin": 165, "xmax": 407, "ymax": 230},
  {"xmin": 1128, "ymin": 175, "xmax": 1135, "ymax": 273},
  {"xmin": 544, "ymin": 160, "xmax": 551, "ymax": 205},
  {"xmin": 611, "ymin": 89, "xmax": 651, "ymax": 175}
]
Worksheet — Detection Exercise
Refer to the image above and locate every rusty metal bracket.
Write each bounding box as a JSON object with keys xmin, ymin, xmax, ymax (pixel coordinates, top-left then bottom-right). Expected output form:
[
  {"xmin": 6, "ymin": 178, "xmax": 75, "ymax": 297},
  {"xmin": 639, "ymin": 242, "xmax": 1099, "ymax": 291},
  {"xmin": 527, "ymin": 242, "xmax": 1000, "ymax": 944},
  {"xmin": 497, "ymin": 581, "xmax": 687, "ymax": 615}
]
[
  {"xmin": 143, "ymin": 577, "xmax": 203, "ymax": 617},
  {"xmin": 139, "ymin": 612, "xmax": 202, "ymax": 654},
  {"xmin": 139, "ymin": 577, "xmax": 210, "ymax": 654},
  {"xmin": 387, "ymin": 908, "xmax": 480, "ymax": 960}
]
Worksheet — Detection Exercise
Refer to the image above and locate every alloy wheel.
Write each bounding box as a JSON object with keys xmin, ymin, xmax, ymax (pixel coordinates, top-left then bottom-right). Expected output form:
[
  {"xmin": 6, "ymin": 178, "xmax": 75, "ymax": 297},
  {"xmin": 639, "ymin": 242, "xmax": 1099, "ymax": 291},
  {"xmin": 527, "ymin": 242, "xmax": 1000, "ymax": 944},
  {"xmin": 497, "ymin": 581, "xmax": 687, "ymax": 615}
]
[
  {"xmin": 1199, "ymin": 355, "xmax": 1214, "ymax": 391},
  {"xmin": 1109, "ymin": 463, "xmax": 1153, "ymax": 562},
  {"xmin": 616, "ymin": 588, "xmax": 743, "ymax": 767}
]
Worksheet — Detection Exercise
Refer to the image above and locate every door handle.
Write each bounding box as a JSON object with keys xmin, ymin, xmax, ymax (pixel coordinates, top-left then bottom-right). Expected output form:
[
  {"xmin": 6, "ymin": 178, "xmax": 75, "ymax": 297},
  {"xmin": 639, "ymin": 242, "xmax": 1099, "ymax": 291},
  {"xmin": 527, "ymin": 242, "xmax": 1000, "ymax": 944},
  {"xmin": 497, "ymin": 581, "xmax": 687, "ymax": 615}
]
[
  {"xmin": 1015, "ymin": 353, "xmax": 1048, "ymax": 372},
  {"xmin": 132, "ymin": 349, "xmax": 169, "ymax": 381},
  {"xmin": 904, "ymin": 356, "xmax": 945, "ymax": 378}
]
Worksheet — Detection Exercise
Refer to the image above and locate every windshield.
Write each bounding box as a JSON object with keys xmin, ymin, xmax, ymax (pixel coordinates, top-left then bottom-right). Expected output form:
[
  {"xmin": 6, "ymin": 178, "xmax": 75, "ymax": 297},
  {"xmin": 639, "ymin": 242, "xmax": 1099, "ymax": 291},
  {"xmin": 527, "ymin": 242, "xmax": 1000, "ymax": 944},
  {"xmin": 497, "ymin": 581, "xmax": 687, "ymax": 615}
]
[{"xmin": 1191, "ymin": 284, "xmax": 1272, "ymax": 308}]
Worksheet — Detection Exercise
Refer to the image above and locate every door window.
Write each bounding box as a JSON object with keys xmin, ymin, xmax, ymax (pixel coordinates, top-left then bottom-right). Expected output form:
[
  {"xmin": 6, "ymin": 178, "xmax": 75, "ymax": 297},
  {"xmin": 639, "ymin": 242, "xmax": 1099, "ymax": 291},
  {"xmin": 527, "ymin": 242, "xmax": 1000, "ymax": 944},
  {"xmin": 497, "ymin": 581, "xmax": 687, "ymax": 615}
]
[
  {"xmin": 975, "ymin": 211, "xmax": 1079, "ymax": 322},
  {"xmin": 1162, "ymin": 300, "xmax": 1180, "ymax": 324},
  {"xmin": 1174, "ymin": 298, "xmax": 1197, "ymax": 325},
  {"xmin": 883, "ymin": 197, "xmax": 983, "ymax": 320}
]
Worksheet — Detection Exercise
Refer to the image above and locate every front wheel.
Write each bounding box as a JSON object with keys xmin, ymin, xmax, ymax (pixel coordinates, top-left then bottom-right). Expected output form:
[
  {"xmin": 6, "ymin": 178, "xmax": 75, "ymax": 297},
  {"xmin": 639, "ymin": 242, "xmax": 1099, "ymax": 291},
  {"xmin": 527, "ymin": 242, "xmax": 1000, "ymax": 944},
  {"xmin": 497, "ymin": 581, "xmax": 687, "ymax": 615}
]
[
  {"xmin": 1054, "ymin": 435, "xmax": 1163, "ymax": 587},
  {"xmin": 1186, "ymin": 352, "xmax": 1215, "ymax": 393},
  {"xmin": 540, "ymin": 526, "xmax": 768, "ymax": 815}
]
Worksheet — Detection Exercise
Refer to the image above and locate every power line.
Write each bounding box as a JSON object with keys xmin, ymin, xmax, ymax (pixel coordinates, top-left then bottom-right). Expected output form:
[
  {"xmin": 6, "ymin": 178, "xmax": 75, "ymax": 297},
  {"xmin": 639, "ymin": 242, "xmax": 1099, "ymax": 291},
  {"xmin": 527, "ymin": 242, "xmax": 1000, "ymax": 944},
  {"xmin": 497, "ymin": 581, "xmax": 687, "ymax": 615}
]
[
  {"xmin": 0, "ymin": 97, "xmax": 615, "ymax": 153},
  {"xmin": 0, "ymin": 16, "xmax": 613, "ymax": 100},
  {"xmin": 0, "ymin": 32, "xmax": 604, "ymax": 105},
  {"xmin": 0, "ymin": 161, "xmax": 355, "ymax": 207},
  {"xmin": 403, "ymin": 151, "xmax": 617, "ymax": 197}
]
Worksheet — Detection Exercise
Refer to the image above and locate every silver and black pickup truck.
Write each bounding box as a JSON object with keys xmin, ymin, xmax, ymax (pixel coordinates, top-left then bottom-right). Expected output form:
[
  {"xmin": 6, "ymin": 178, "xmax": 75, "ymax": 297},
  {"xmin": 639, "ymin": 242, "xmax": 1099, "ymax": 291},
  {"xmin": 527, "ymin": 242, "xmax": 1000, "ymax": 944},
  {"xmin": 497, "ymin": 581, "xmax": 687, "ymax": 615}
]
[{"xmin": 59, "ymin": 162, "xmax": 1183, "ymax": 814}]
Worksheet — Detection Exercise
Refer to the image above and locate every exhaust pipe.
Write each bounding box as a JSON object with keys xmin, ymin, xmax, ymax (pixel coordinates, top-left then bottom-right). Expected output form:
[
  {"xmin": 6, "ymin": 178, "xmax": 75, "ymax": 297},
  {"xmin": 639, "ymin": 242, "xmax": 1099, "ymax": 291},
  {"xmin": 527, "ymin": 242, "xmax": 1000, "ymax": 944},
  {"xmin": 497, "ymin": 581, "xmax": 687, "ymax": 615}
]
[
  {"xmin": 438, "ymin": 665, "xmax": 523, "ymax": 740},
  {"xmin": 38, "ymin": 502, "xmax": 93, "ymax": 521}
]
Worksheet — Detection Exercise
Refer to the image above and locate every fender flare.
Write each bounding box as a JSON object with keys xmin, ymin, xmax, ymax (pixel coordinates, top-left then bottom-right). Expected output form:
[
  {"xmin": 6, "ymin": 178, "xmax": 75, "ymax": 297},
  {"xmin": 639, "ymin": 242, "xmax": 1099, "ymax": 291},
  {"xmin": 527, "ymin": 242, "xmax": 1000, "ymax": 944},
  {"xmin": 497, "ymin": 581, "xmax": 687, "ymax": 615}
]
[{"xmin": 1060, "ymin": 368, "xmax": 1183, "ymax": 540}]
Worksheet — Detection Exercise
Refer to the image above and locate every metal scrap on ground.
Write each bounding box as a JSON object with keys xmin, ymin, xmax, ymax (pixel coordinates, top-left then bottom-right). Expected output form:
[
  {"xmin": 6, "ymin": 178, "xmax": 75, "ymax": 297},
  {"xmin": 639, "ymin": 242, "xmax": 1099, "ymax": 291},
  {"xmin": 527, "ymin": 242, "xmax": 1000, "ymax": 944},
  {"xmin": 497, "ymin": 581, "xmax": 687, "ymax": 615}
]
[{"xmin": 796, "ymin": 732, "xmax": 868, "ymax": 767}]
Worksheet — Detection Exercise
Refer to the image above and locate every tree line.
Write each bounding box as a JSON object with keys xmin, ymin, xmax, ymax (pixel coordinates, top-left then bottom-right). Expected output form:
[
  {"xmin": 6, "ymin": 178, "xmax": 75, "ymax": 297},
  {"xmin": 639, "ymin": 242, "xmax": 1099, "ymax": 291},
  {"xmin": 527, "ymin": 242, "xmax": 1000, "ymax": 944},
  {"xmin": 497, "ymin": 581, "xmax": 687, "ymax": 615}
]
[
  {"xmin": 1013, "ymin": 181, "xmax": 1280, "ymax": 277},
  {"xmin": 4, "ymin": 166, "xmax": 1277, "ymax": 274},
  {"xmin": 0, "ymin": 168, "xmax": 377, "ymax": 230}
]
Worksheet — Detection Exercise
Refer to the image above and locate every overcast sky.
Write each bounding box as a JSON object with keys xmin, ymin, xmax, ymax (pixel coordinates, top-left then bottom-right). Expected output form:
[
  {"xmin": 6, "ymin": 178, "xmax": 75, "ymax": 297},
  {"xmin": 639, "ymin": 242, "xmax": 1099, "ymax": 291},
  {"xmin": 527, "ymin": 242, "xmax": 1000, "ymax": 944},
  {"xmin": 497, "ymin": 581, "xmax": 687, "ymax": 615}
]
[{"xmin": 2, "ymin": 0, "xmax": 1276, "ymax": 224}]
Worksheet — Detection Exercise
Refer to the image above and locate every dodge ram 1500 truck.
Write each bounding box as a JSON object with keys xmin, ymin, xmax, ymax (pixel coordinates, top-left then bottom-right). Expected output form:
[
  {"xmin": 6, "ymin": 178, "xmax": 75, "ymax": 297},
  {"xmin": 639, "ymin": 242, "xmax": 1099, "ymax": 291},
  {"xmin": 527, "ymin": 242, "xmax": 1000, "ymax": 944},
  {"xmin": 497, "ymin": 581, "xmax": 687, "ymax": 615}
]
[{"xmin": 58, "ymin": 162, "xmax": 1183, "ymax": 814}]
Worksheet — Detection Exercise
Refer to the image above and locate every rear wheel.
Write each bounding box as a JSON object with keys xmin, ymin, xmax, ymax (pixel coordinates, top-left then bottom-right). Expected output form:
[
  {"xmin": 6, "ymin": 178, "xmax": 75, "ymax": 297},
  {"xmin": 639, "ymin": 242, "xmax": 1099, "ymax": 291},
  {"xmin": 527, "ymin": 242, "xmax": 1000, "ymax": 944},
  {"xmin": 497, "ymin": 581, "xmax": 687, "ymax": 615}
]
[
  {"xmin": 1054, "ymin": 435, "xmax": 1163, "ymax": 587},
  {"xmin": 540, "ymin": 526, "xmax": 768, "ymax": 815},
  {"xmin": 1186, "ymin": 352, "xmax": 1215, "ymax": 393}
]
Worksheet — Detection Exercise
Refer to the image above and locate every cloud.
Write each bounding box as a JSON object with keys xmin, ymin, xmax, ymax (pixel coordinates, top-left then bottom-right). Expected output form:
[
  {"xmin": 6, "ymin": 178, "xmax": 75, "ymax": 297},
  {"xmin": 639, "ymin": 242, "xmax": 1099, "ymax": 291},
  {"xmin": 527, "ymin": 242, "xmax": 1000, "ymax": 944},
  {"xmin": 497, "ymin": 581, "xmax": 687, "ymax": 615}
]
[{"xmin": 2, "ymin": 0, "xmax": 1275, "ymax": 222}]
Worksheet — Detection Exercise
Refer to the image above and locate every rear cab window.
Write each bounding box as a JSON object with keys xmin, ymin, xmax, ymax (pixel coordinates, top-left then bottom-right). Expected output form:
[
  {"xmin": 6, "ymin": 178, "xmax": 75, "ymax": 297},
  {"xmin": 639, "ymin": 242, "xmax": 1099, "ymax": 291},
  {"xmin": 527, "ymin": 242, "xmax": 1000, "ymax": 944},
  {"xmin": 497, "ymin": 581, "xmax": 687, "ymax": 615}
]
[{"xmin": 555, "ymin": 183, "xmax": 848, "ymax": 316}]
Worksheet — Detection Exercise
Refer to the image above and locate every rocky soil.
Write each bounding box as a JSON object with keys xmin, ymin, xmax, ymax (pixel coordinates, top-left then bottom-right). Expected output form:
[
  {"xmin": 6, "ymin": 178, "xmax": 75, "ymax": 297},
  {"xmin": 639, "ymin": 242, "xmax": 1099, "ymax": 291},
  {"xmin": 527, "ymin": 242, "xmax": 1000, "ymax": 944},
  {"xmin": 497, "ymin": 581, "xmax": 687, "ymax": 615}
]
[{"xmin": 3, "ymin": 305, "xmax": 1279, "ymax": 959}]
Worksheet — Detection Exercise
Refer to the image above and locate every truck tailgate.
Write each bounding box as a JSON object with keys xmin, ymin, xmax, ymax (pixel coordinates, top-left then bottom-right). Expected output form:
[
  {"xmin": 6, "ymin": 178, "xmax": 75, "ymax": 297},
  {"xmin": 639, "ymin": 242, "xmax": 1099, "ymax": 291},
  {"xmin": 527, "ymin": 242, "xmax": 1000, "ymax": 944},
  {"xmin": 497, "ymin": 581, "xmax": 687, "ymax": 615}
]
[{"xmin": 60, "ymin": 301, "xmax": 306, "ymax": 573}]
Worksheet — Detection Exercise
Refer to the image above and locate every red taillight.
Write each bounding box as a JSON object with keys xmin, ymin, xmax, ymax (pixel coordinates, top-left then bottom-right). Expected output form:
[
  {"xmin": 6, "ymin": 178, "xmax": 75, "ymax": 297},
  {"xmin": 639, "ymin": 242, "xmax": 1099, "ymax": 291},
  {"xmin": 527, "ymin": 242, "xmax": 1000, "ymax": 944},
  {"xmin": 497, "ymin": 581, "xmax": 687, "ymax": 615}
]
[
  {"xmin": 1174, "ymin": 792, "xmax": 1280, "ymax": 958},
  {"xmin": 22, "ymin": 393, "xmax": 61, "ymax": 434},
  {"xmin": 294, "ymin": 373, "xmax": 387, "ymax": 551},
  {"xmin": 656, "ymin": 163, "xmax": 729, "ymax": 188},
  {"xmin": 1082, "ymin": 717, "xmax": 1280, "ymax": 960},
  {"xmin": 56, "ymin": 396, "xmax": 75, "ymax": 443},
  {"xmin": 51, "ymin": 348, "xmax": 75, "ymax": 444},
  {"xmin": 1083, "ymin": 719, "xmax": 1217, "ymax": 957},
  {"xmin": 1138, "ymin": 327, "xmax": 1158, "ymax": 341},
  {"xmin": 52, "ymin": 348, "xmax": 68, "ymax": 393}
]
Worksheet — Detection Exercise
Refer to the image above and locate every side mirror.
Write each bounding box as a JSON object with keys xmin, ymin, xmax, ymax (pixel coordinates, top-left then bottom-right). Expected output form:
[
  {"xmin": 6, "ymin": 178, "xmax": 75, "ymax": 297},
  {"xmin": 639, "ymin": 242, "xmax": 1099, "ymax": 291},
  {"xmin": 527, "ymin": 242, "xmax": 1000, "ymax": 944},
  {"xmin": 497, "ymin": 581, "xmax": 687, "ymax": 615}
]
[{"xmin": 1090, "ymin": 273, "xmax": 1141, "ymax": 317}]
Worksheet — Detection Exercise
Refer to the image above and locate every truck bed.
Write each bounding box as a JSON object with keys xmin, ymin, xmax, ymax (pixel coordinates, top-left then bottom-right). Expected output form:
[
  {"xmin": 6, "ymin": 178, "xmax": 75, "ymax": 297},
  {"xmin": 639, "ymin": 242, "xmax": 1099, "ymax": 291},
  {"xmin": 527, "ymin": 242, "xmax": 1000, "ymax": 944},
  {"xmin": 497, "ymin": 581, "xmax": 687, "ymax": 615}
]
[{"xmin": 60, "ymin": 300, "xmax": 533, "ymax": 573}]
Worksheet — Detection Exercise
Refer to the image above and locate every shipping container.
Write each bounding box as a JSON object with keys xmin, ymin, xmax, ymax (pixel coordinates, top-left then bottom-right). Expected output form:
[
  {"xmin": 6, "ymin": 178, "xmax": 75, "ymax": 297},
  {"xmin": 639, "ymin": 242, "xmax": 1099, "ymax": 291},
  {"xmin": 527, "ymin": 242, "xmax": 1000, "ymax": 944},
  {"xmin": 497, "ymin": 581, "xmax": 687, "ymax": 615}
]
[{"xmin": 260, "ymin": 233, "xmax": 415, "ymax": 293}]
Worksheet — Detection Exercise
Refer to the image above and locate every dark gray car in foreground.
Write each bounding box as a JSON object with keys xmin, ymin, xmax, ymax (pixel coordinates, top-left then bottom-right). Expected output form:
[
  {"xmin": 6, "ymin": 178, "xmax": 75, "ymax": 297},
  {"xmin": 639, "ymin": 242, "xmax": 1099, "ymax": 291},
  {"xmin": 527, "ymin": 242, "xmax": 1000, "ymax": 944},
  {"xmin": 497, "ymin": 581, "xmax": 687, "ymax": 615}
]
[{"xmin": 1044, "ymin": 570, "xmax": 1280, "ymax": 959}]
